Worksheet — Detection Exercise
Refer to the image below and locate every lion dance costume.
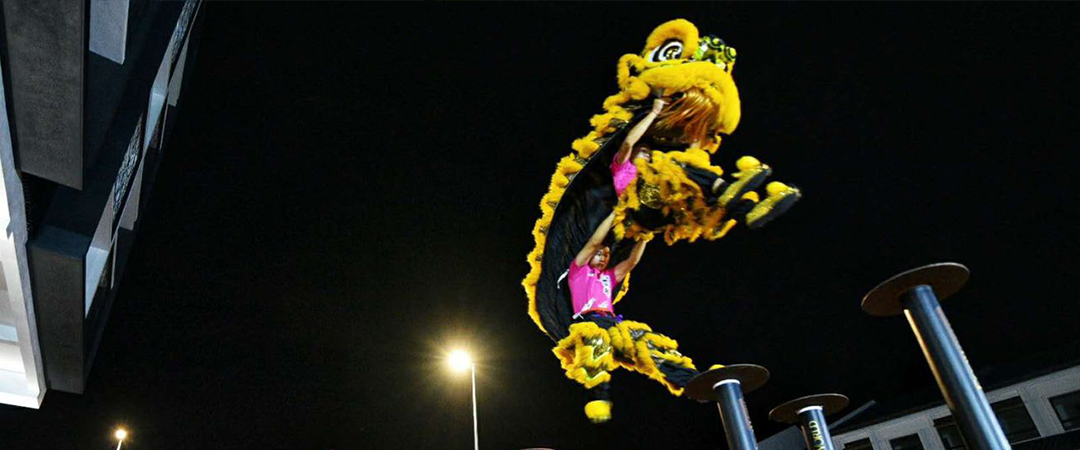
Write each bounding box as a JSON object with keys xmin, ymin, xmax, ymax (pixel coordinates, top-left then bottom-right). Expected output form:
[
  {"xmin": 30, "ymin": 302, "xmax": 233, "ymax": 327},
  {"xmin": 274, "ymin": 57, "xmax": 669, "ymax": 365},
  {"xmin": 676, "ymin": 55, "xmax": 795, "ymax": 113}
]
[{"xmin": 523, "ymin": 19, "xmax": 801, "ymax": 423}]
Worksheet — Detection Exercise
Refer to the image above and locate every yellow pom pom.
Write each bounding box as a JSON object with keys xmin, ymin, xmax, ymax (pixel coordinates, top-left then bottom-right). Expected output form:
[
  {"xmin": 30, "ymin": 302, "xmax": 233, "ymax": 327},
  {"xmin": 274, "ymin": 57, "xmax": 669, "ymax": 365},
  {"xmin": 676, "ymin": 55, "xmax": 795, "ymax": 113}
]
[
  {"xmin": 736, "ymin": 156, "xmax": 761, "ymax": 172},
  {"xmin": 708, "ymin": 364, "xmax": 726, "ymax": 370},
  {"xmin": 585, "ymin": 400, "xmax": 612, "ymax": 423},
  {"xmin": 766, "ymin": 181, "xmax": 791, "ymax": 196}
]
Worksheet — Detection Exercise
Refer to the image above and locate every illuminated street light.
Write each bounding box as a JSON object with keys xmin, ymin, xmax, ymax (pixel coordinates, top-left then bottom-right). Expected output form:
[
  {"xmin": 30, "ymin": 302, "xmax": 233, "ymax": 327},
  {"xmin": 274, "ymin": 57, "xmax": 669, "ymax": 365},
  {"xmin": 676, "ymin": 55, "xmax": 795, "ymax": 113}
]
[
  {"xmin": 114, "ymin": 428, "xmax": 128, "ymax": 450},
  {"xmin": 448, "ymin": 349, "xmax": 479, "ymax": 450},
  {"xmin": 448, "ymin": 349, "xmax": 472, "ymax": 373}
]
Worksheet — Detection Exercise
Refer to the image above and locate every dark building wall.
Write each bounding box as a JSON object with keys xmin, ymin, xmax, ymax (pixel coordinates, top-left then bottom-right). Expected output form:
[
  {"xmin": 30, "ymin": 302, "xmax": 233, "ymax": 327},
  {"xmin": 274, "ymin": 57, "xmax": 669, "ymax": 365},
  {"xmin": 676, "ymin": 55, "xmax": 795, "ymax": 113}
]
[
  {"xmin": 1, "ymin": 0, "xmax": 86, "ymax": 189},
  {"xmin": 26, "ymin": 226, "xmax": 88, "ymax": 393},
  {"xmin": 3, "ymin": 0, "xmax": 202, "ymax": 395}
]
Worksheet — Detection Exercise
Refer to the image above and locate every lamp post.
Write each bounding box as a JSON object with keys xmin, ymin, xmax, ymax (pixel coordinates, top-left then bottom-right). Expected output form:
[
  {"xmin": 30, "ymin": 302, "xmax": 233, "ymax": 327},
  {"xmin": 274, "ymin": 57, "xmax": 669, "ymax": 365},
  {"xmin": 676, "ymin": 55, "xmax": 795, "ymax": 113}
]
[
  {"xmin": 114, "ymin": 429, "xmax": 128, "ymax": 450},
  {"xmin": 449, "ymin": 349, "xmax": 479, "ymax": 450}
]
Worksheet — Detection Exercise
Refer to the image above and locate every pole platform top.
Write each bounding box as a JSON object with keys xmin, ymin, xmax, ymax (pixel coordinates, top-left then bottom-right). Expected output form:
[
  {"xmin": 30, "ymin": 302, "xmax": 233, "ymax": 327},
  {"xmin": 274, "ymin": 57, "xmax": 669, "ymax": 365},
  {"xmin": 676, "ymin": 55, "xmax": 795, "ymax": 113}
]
[
  {"xmin": 768, "ymin": 393, "xmax": 850, "ymax": 424},
  {"xmin": 862, "ymin": 262, "xmax": 969, "ymax": 317},
  {"xmin": 685, "ymin": 364, "xmax": 770, "ymax": 402}
]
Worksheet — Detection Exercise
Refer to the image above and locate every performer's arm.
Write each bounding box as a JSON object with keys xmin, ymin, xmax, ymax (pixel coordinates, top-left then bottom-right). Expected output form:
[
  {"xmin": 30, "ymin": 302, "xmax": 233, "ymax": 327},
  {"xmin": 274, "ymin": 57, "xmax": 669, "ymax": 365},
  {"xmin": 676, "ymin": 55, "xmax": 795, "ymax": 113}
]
[
  {"xmin": 614, "ymin": 238, "xmax": 648, "ymax": 282},
  {"xmin": 614, "ymin": 98, "xmax": 667, "ymax": 164},
  {"xmin": 574, "ymin": 212, "xmax": 617, "ymax": 267}
]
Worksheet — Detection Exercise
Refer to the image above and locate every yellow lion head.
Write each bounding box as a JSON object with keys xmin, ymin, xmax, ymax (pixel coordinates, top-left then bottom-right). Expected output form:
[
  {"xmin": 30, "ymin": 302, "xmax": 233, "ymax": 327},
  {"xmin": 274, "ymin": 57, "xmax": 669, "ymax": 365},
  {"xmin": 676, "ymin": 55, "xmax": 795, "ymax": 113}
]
[{"xmin": 612, "ymin": 19, "xmax": 741, "ymax": 152}]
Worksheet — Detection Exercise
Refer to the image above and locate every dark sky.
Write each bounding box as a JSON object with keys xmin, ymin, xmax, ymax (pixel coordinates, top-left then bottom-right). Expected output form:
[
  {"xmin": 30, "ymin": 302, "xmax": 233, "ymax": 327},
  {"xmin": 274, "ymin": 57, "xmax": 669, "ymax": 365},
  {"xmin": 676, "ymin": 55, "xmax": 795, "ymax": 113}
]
[{"xmin": 3, "ymin": 3, "xmax": 1080, "ymax": 450}]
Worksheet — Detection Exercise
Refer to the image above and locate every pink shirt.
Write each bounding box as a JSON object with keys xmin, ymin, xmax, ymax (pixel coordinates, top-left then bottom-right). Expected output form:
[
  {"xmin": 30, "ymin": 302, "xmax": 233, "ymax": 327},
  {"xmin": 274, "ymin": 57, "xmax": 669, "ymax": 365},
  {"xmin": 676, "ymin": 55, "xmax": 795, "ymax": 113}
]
[
  {"xmin": 567, "ymin": 261, "xmax": 616, "ymax": 317},
  {"xmin": 610, "ymin": 158, "xmax": 638, "ymax": 197}
]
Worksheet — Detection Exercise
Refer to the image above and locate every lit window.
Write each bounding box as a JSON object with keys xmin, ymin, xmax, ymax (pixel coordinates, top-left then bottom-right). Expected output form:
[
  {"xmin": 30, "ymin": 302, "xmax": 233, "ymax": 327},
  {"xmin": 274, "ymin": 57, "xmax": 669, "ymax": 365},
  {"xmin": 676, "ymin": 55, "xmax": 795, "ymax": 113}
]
[
  {"xmin": 1050, "ymin": 390, "xmax": 1080, "ymax": 432},
  {"xmin": 991, "ymin": 397, "xmax": 1040, "ymax": 443},
  {"xmin": 844, "ymin": 438, "xmax": 874, "ymax": 450},
  {"xmin": 890, "ymin": 434, "xmax": 924, "ymax": 450},
  {"xmin": 934, "ymin": 416, "xmax": 967, "ymax": 450}
]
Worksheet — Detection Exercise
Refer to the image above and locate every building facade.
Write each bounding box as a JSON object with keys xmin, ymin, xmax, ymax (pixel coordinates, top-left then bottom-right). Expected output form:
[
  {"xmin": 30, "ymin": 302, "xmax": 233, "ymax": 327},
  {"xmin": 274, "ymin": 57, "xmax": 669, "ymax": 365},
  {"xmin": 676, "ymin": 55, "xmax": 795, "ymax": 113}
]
[
  {"xmin": 0, "ymin": 0, "xmax": 203, "ymax": 408},
  {"xmin": 832, "ymin": 365, "xmax": 1080, "ymax": 450}
]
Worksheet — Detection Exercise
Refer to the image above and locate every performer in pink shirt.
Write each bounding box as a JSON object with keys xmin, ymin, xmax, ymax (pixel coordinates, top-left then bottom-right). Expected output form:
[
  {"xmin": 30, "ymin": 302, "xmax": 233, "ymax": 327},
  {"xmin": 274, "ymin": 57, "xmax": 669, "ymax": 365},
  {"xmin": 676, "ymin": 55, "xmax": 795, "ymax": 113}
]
[
  {"xmin": 609, "ymin": 95, "xmax": 761, "ymax": 237},
  {"xmin": 609, "ymin": 98, "xmax": 666, "ymax": 198},
  {"xmin": 566, "ymin": 213, "xmax": 642, "ymax": 319},
  {"xmin": 554, "ymin": 211, "xmax": 700, "ymax": 424}
]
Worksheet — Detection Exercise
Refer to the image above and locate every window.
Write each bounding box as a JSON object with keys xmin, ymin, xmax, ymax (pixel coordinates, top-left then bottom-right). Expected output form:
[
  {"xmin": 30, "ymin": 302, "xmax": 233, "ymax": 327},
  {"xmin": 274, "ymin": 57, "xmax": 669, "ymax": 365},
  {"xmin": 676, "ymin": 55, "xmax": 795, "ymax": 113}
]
[
  {"xmin": 1050, "ymin": 390, "xmax": 1080, "ymax": 432},
  {"xmin": 934, "ymin": 416, "xmax": 967, "ymax": 450},
  {"xmin": 991, "ymin": 397, "xmax": 1040, "ymax": 443},
  {"xmin": 844, "ymin": 438, "xmax": 874, "ymax": 450},
  {"xmin": 889, "ymin": 434, "xmax": 924, "ymax": 450}
]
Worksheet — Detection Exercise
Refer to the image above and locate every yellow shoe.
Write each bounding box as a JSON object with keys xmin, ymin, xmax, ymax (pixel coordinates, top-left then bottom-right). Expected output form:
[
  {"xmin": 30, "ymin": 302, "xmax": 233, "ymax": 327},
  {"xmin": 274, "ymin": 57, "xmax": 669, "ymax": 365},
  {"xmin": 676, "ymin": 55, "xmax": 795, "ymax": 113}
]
[
  {"xmin": 719, "ymin": 156, "xmax": 772, "ymax": 208},
  {"xmin": 584, "ymin": 400, "xmax": 612, "ymax": 424},
  {"xmin": 746, "ymin": 182, "xmax": 801, "ymax": 229}
]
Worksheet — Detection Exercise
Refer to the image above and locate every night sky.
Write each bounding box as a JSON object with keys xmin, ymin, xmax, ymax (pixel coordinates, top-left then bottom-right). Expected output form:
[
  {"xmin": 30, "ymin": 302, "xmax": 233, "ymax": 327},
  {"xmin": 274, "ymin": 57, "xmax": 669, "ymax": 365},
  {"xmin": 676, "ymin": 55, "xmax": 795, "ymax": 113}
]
[{"xmin": 3, "ymin": 3, "xmax": 1080, "ymax": 450}]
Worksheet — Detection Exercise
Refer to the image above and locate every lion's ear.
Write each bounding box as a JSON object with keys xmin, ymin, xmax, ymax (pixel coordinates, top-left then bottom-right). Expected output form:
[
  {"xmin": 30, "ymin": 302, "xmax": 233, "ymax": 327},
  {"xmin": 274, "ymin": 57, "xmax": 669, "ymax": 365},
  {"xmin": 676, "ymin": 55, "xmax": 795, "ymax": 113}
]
[{"xmin": 642, "ymin": 19, "xmax": 699, "ymax": 63}]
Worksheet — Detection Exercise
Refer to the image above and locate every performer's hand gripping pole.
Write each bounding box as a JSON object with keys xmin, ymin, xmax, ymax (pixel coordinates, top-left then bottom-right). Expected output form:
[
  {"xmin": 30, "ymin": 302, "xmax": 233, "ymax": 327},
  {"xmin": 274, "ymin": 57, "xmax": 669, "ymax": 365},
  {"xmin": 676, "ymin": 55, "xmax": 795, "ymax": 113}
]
[
  {"xmin": 686, "ymin": 365, "xmax": 770, "ymax": 450},
  {"xmin": 862, "ymin": 263, "xmax": 1010, "ymax": 450},
  {"xmin": 769, "ymin": 394, "xmax": 849, "ymax": 450}
]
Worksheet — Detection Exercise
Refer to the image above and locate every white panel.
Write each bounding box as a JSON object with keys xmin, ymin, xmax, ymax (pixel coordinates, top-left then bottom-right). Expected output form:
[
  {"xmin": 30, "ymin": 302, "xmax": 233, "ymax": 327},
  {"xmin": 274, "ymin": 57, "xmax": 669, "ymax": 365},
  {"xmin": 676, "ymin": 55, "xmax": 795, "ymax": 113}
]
[
  {"xmin": 0, "ymin": 323, "xmax": 16, "ymax": 342},
  {"xmin": 1022, "ymin": 366, "xmax": 1080, "ymax": 435},
  {"xmin": 167, "ymin": 32, "xmax": 191, "ymax": 107},
  {"xmin": 917, "ymin": 426, "xmax": 945, "ymax": 450},
  {"xmin": 0, "ymin": 342, "xmax": 23, "ymax": 373},
  {"xmin": 146, "ymin": 0, "xmax": 199, "ymax": 149},
  {"xmin": 0, "ymin": 285, "xmax": 11, "ymax": 324},
  {"xmin": 84, "ymin": 245, "xmax": 109, "ymax": 315},
  {"xmin": 89, "ymin": 0, "xmax": 130, "ymax": 64},
  {"xmin": 86, "ymin": 114, "xmax": 144, "ymax": 315},
  {"xmin": 145, "ymin": 52, "xmax": 169, "ymax": 150},
  {"xmin": 119, "ymin": 155, "xmax": 144, "ymax": 231},
  {"xmin": 0, "ymin": 370, "xmax": 41, "ymax": 408},
  {"xmin": 0, "ymin": 53, "xmax": 45, "ymax": 408},
  {"xmin": 834, "ymin": 431, "xmax": 874, "ymax": 450}
]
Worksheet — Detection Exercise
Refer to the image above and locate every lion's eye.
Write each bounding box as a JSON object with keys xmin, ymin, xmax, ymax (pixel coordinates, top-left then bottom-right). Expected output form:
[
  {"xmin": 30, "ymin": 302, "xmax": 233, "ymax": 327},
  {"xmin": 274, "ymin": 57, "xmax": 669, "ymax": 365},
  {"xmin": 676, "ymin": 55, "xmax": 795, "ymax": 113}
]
[{"xmin": 649, "ymin": 39, "xmax": 684, "ymax": 62}]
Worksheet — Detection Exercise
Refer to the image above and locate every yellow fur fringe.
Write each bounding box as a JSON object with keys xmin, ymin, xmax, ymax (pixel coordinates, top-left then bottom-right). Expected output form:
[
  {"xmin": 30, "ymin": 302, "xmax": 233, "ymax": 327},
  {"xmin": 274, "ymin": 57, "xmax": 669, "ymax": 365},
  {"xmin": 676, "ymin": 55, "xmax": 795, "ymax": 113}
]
[
  {"xmin": 612, "ymin": 147, "xmax": 740, "ymax": 245},
  {"xmin": 555, "ymin": 320, "xmax": 698, "ymax": 396},
  {"xmin": 553, "ymin": 322, "xmax": 618, "ymax": 389}
]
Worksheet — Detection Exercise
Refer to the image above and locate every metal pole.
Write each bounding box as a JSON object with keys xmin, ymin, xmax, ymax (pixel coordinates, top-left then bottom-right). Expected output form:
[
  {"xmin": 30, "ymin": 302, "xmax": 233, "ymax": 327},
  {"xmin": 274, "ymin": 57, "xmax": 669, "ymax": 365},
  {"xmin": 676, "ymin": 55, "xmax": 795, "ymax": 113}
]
[
  {"xmin": 863, "ymin": 264, "xmax": 1009, "ymax": 450},
  {"xmin": 714, "ymin": 380, "xmax": 759, "ymax": 450},
  {"xmin": 902, "ymin": 285, "xmax": 1009, "ymax": 450},
  {"xmin": 471, "ymin": 363, "xmax": 479, "ymax": 450},
  {"xmin": 796, "ymin": 406, "xmax": 835, "ymax": 450},
  {"xmin": 116, "ymin": 440, "xmax": 123, "ymax": 450},
  {"xmin": 688, "ymin": 365, "xmax": 769, "ymax": 450},
  {"xmin": 769, "ymin": 393, "xmax": 848, "ymax": 450}
]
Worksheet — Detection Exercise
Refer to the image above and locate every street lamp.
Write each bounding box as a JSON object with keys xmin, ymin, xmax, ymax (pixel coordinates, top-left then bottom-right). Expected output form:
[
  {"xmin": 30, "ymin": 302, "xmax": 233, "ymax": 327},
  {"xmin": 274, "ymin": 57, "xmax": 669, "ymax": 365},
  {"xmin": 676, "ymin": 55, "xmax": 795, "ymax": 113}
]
[
  {"xmin": 448, "ymin": 349, "xmax": 479, "ymax": 450},
  {"xmin": 114, "ymin": 428, "xmax": 128, "ymax": 450}
]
